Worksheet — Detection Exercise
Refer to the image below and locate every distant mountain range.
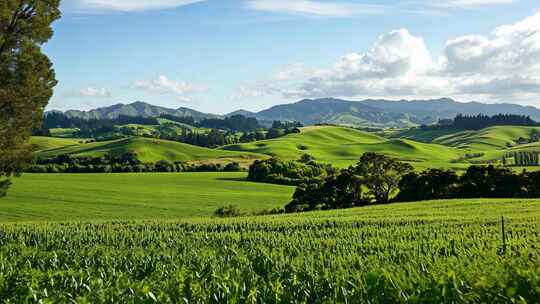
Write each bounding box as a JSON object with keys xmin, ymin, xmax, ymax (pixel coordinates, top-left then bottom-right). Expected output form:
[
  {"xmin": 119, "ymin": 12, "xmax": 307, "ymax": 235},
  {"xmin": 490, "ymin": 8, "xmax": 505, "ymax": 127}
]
[
  {"xmin": 55, "ymin": 98, "xmax": 540, "ymax": 128},
  {"xmin": 62, "ymin": 101, "xmax": 220, "ymax": 121}
]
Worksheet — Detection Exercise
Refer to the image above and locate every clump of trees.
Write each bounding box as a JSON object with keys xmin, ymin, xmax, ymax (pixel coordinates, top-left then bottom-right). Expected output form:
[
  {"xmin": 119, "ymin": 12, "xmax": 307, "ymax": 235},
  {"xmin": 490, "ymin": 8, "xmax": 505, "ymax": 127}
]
[
  {"xmin": 27, "ymin": 153, "xmax": 243, "ymax": 174},
  {"xmin": 247, "ymin": 155, "xmax": 336, "ymax": 186},
  {"xmin": 285, "ymin": 153, "xmax": 412, "ymax": 212},
  {"xmin": 35, "ymin": 112, "xmax": 160, "ymax": 137},
  {"xmin": 1, "ymin": 1, "xmax": 61, "ymax": 196},
  {"xmin": 423, "ymin": 114, "xmax": 538, "ymax": 131},
  {"xmin": 502, "ymin": 152, "xmax": 539, "ymax": 167},
  {"xmin": 284, "ymin": 153, "xmax": 540, "ymax": 213},
  {"xmin": 395, "ymin": 165, "xmax": 540, "ymax": 202}
]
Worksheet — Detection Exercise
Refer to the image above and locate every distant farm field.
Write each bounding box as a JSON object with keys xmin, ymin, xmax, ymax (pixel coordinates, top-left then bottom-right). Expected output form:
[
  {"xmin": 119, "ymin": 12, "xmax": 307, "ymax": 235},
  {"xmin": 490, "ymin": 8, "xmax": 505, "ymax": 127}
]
[{"xmin": 0, "ymin": 173, "xmax": 294, "ymax": 222}]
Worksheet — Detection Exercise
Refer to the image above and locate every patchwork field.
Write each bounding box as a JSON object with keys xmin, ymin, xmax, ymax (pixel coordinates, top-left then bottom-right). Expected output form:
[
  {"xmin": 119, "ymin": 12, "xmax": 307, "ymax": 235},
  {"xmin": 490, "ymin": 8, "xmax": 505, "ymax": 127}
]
[
  {"xmin": 1, "ymin": 198, "xmax": 538, "ymax": 302},
  {"xmin": 0, "ymin": 173, "xmax": 294, "ymax": 222}
]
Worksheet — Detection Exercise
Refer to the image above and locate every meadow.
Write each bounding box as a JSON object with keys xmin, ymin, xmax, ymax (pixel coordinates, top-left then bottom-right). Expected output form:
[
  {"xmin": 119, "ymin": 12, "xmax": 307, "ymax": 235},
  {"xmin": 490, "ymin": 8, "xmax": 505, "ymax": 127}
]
[
  {"xmin": 0, "ymin": 173, "xmax": 294, "ymax": 222},
  {"xmin": 0, "ymin": 199, "xmax": 539, "ymax": 303}
]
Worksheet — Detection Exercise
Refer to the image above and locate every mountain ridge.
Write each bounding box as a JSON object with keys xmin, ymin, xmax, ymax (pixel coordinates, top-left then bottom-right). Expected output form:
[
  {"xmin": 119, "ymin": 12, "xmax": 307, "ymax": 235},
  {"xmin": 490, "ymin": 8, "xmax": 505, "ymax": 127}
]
[{"xmin": 52, "ymin": 98, "xmax": 540, "ymax": 127}]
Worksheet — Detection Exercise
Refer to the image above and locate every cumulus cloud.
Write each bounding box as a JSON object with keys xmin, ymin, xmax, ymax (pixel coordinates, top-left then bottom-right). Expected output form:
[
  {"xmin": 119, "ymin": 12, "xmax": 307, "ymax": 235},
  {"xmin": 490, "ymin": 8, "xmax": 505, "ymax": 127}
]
[
  {"xmin": 133, "ymin": 75, "xmax": 205, "ymax": 96},
  {"xmin": 64, "ymin": 0, "xmax": 205, "ymax": 13},
  {"xmin": 247, "ymin": 12, "xmax": 540, "ymax": 104}
]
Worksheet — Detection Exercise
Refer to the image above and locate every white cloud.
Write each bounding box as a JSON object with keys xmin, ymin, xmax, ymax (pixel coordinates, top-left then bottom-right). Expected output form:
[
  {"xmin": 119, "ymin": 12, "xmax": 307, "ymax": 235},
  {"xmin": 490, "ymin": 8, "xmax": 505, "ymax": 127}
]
[
  {"xmin": 77, "ymin": 87, "xmax": 112, "ymax": 97},
  {"xmin": 245, "ymin": 0, "xmax": 517, "ymax": 17},
  {"xmin": 133, "ymin": 75, "xmax": 205, "ymax": 96},
  {"xmin": 245, "ymin": 0, "xmax": 387, "ymax": 17},
  {"xmin": 434, "ymin": 0, "xmax": 518, "ymax": 8},
  {"xmin": 247, "ymin": 12, "xmax": 540, "ymax": 104},
  {"xmin": 65, "ymin": 0, "xmax": 205, "ymax": 13}
]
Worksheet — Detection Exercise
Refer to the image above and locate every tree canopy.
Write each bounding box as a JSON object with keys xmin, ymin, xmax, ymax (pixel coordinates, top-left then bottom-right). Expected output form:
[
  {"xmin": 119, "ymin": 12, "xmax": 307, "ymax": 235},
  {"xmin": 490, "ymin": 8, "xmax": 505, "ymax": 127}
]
[{"xmin": 0, "ymin": 0, "xmax": 61, "ymax": 196}]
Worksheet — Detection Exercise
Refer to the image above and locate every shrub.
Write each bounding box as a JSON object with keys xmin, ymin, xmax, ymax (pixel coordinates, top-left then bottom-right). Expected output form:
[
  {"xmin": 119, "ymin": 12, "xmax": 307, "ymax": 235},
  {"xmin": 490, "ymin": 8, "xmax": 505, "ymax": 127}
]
[{"xmin": 214, "ymin": 205, "xmax": 242, "ymax": 218}]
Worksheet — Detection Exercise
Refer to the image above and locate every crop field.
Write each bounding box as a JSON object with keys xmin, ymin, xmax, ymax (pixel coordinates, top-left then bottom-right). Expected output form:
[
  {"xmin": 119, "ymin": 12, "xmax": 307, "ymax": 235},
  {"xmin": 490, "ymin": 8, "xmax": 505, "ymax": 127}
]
[
  {"xmin": 0, "ymin": 173, "xmax": 294, "ymax": 222},
  {"xmin": 0, "ymin": 199, "xmax": 539, "ymax": 302}
]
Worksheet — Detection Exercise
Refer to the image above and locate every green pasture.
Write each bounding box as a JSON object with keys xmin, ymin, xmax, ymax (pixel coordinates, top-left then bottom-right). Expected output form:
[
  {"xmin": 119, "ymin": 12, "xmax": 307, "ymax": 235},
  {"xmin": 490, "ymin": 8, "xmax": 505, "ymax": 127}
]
[
  {"xmin": 223, "ymin": 126, "xmax": 468, "ymax": 170},
  {"xmin": 0, "ymin": 173, "xmax": 294, "ymax": 222}
]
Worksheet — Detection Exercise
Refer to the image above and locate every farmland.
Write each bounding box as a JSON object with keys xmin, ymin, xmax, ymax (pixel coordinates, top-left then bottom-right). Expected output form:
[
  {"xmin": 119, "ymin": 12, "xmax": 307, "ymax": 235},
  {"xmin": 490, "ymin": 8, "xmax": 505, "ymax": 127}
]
[
  {"xmin": 0, "ymin": 173, "xmax": 294, "ymax": 222},
  {"xmin": 0, "ymin": 198, "xmax": 539, "ymax": 302}
]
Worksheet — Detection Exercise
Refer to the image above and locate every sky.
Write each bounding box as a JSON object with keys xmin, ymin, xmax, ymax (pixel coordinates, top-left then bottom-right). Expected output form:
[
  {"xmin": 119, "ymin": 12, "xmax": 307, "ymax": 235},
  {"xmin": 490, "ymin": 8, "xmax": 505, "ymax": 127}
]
[{"xmin": 45, "ymin": 0, "xmax": 540, "ymax": 114}]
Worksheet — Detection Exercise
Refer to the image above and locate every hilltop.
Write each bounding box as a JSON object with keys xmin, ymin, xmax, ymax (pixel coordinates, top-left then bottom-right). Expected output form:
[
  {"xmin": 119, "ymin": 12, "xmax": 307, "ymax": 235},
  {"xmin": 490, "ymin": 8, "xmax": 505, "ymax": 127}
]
[{"xmin": 61, "ymin": 101, "xmax": 219, "ymax": 121}]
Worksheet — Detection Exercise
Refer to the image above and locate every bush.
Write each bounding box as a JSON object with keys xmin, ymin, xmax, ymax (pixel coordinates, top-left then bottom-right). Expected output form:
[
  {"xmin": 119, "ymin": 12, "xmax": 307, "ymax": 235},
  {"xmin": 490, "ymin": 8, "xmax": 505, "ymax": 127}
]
[{"xmin": 214, "ymin": 205, "xmax": 242, "ymax": 218}]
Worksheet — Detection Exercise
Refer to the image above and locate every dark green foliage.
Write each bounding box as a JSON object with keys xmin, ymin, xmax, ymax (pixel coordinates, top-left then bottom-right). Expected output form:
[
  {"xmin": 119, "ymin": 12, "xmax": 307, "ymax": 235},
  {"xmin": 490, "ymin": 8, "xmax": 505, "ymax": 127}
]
[
  {"xmin": 286, "ymin": 153, "xmax": 411, "ymax": 212},
  {"xmin": 426, "ymin": 113, "xmax": 539, "ymax": 131},
  {"xmin": 354, "ymin": 153, "xmax": 413, "ymax": 203},
  {"xmin": 395, "ymin": 165, "xmax": 538, "ymax": 202},
  {"xmin": 27, "ymin": 153, "xmax": 242, "ymax": 174},
  {"xmin": 214, "ymin": 204, "xmax": 242, "ymax": 217},
  {"xmin": 200, "ymin": 115, "xmax": 260, "ymax": 132},
  {"xmin": 247, "ymin": 157, "xmax": 335, "ymax": 186},
  {"xmin": 395, "ymin": 169, "xmax": 459, "ymax": 202},
  {"xmin": 286, "ymin": 170, "xmax": 365, "ymax": 212},
  {"xmin": 35, "ymin": 112, "xmax": 160, "ymax": 137},
  {"xmin": 223, "ymin": 162, "xmax": 241, "ymax": 172},
  {"xmin": 458, "ymin": 166, "xmax": 526, "ymax": 198},
  {"xmin": 0, "ymin": 0, "xmax": 61, "ymax": 195},
  {"xmin": 503, "ymin": 151, "xmax": 540, "ymax": 167}
]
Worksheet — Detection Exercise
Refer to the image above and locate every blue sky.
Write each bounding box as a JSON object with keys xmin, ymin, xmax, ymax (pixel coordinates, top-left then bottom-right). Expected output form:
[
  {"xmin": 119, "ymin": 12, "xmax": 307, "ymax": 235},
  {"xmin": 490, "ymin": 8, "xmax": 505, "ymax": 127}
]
[{"xmin": 45, "ymin": 0, "xmax": 540, "ymax": 113}]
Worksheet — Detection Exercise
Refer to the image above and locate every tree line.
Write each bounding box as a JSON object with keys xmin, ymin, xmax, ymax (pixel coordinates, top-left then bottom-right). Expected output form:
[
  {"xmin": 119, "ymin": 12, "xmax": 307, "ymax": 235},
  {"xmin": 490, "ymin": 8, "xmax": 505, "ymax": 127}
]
[
  {"xmin": 28, "ymin": 153, "xmax": 242, "ymax": 174},
  {"xmin": 245, "ymin": 152, "xmax": 540, "ymax": 213},
  {"xmin": 33, "ymin": 112, "xmax": 160, "ymax": 137},
  {"xmin": 423, "ymin": 114, "xmax": 539, "ymax": 131},
  {"xmin": 503, "ymin": 151, "xmax": 540, "ymax": 167}
]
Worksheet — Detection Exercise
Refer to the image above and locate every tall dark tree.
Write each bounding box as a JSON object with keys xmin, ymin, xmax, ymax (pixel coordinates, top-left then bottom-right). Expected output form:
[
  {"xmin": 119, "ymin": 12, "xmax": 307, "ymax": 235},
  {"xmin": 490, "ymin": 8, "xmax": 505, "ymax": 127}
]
[
  {"xmin": 354, "ymin": 153, "xmax": 413, "ymax": 203},
  {"xmin": 0, "ymin": 0, "xmax": 60, "ymax": 196}
]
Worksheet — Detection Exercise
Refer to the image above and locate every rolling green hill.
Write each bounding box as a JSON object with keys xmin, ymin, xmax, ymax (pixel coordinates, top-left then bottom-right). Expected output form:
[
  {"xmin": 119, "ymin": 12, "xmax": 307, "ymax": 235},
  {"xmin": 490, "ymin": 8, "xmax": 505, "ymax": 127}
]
[
  {"xmin": 222, "ymin": 126, "xmax": 467, "ymax": 169},
  {"xmin": 392, "ymin": 126, "xmax": 540, "ymax": 164},
  {"xmin": 433, "ymin": 126, "xmax": 540, "ymax": 150},
  {"xmin": 30, "ymin": 136, "xmax": 84, "ymax": 151},
  {"xmin": 32, "ymin": 136, "xmax": 264, "ymax": 164}
]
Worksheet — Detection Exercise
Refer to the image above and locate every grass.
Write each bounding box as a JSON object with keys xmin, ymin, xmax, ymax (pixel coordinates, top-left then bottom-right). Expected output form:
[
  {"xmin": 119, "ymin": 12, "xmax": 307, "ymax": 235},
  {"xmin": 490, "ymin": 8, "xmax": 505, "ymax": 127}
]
[
  {"xmin": 0, "ymin": 173, "xmax": 294, "ymax": 222},
  {"xmin": 32, "ymin": 136, "xmax": 265, "ymax": 164},
  {"xmin": 0, "ymin": 198, "xmax": 538, "ymax": 302},
  {"xmin": 222, "ymin": 126, "xmax": 468, "ymax": 170},
  {"xmin": 30, "ymin": 136, "xmax": 84, "ymax": 151},
  {"xmin": 49, "ymin": 128, "xmax": 80, "ymax": 138}
]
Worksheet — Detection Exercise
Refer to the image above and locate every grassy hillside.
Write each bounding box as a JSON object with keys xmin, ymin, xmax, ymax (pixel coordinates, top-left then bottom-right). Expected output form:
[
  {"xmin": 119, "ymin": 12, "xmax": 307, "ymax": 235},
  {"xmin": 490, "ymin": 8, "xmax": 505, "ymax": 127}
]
[
  {"xmin": 433, "ymin": 126, "xmax": 540, "ymax": 150},
  {"xmin": 30, "ymin": 136, "xmax": 84, "ymax": 150},
  {"xmin": 391, "ymin": 126, "xmax": 540, "ymax": 164},
  {"xmin": 0, "ymin": 173, "xmax": 294, "ymax": 222},
  {"xmin": 1, "ymin": 198, "xmax": 539, "ymax": 302},
  {"xmin": 32, "ymin": 136, "xmax": 264, "ymax": 164},
  {"xmin": 223, "ymin": 126, "xmax": 467, "ymax": 169}
]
